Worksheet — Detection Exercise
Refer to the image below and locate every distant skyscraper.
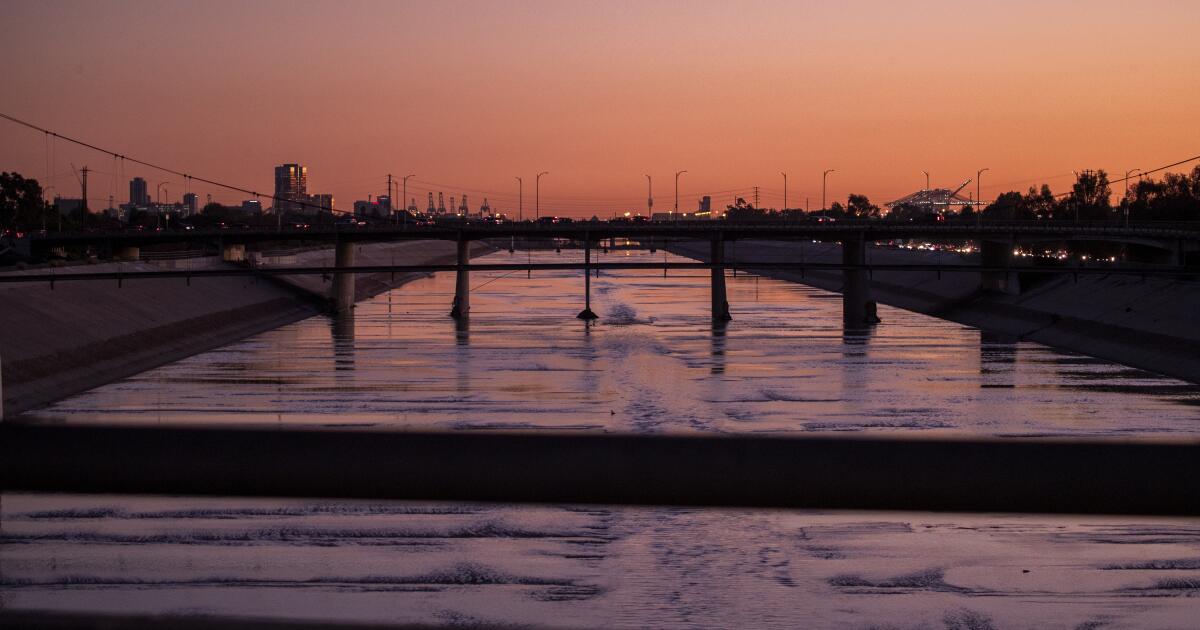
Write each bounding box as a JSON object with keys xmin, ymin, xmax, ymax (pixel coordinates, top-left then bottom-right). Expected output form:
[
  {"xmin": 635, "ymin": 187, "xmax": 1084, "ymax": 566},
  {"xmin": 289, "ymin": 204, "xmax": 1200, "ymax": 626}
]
[
  {"xmin": 183, "ymin": 192, "xmax": 199, "ymax": 215},
  {"xmin": 306, "ymin": 193, "xmax": 334, "ymax": 214},
  {"xmin": 242, "ymin": 199, "xmax": 263, "ymax": 214},
  {"xmin": 273, "ymin": 164, "xmax": 308, "ymax": 213},
  {"xmin": 129, "ymin": 177, "xmax": 149, "ymax": 206}
]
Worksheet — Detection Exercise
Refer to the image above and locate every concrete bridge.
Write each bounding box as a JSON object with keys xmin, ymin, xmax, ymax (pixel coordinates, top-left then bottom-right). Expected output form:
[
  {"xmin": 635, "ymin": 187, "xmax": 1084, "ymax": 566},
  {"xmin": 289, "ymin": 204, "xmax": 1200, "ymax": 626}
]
[{"xmin": 16, "ymin": 220, "xmax": 1200, "ymax": 327}]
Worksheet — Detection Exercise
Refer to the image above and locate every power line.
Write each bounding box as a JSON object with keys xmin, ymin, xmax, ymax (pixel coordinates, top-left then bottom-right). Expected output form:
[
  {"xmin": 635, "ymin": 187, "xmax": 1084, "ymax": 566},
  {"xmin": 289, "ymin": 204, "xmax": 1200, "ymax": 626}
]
[
  {"xmin": 1051, "ymin": 154, "xmax": 1200, "ymax": 199},
  {"xmin": 1, "ymin": 111, "xmax": 347, "ymax": 215}
]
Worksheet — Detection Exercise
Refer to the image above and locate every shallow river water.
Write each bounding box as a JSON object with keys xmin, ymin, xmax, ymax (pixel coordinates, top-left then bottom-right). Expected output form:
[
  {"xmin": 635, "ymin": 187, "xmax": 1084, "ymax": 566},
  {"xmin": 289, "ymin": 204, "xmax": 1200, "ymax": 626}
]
[{"xmin": 4, "ymin": 247, "xmax": 1200, "ymax": 628}]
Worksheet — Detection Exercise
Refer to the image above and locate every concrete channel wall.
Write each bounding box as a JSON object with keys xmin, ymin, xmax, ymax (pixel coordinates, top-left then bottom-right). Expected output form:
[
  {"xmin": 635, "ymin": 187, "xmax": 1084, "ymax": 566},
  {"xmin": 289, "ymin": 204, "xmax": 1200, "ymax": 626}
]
[
  {"xmin": 669, "ymin": 239, "xmax": 1200, "ymax": 384},
  {"xmin": 0, "ymin": 240, "xmax": 491, "ymax": 417}
]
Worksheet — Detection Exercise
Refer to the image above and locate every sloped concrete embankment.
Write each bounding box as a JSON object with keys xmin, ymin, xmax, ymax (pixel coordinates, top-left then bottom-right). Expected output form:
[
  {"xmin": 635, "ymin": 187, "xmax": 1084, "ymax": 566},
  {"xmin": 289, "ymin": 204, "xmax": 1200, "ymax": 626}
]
[
  {"xmin": 668, "ymin": 239, "xmax": 1200, "ymax": 384},
  {"xmin": 1, "ymin": 240, "xmax": 493, "ymax": 416}
]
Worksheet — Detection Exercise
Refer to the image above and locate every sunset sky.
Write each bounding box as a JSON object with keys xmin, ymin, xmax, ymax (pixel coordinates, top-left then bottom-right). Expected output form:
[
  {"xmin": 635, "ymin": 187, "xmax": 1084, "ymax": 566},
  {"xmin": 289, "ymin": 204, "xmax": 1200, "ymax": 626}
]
[{"xmin": 2, "ymin": 0, "xmax": 1198, "ymax": 216}]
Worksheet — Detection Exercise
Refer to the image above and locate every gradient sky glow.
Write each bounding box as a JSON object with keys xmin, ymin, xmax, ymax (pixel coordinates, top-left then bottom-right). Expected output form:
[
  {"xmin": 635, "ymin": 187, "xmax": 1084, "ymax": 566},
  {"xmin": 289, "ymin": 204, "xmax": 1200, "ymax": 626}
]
[{"xmin": 2, "ymin": 0, "xmax": 1198, "ymax": 216}]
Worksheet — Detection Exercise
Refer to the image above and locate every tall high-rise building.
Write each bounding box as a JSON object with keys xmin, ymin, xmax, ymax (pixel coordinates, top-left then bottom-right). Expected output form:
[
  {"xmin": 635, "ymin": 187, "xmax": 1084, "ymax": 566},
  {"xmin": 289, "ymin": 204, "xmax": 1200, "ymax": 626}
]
[
  {"xmin": 273, "ymin": 164, "xmax": 308, "ymax": 213},
  {"xmin": 129, "ymin": 177, "xmax": 149, "ymax": 206},
  {"xmin": 183, "ymin": 192, "xmax": 199, "ymax": 215}
]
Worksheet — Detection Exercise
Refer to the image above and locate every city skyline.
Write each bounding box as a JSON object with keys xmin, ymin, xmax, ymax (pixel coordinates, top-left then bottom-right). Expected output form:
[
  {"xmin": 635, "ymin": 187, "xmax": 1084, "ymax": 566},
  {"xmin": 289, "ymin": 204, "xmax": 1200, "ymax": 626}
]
[{"xmin": 2, "ymin": 0, "xmax": 1198, "ymax": 216}]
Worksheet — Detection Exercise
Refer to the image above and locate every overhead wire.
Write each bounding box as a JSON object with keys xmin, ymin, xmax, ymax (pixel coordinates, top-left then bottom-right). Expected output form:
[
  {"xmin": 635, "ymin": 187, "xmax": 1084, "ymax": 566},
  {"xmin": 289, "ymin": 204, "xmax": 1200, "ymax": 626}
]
[{"xmin": 7, "ymin": 111, "xmax": 1196, "ymax": 215}]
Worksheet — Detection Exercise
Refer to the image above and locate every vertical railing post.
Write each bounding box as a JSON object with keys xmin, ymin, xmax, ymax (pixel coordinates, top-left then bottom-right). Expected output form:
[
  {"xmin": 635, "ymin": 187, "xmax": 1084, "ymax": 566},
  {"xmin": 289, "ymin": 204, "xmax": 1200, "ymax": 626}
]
[
  {"xmin": 842, "ymin": 234, "xmax": 878, "ymax": 326},
  {"xmin": 332, "ymin": 239, "xmax": 356, "ymax": 312},
  {"xmin": 450, "ymin": 232, "xmax": 470, "ymax": 318},
  {"xmin": 711, "ymin": 232, "xmax": 732, "ymax": 322},
  {"xmin": 578, "ymin": 232, "xmax": 598, "ymax": 320}
]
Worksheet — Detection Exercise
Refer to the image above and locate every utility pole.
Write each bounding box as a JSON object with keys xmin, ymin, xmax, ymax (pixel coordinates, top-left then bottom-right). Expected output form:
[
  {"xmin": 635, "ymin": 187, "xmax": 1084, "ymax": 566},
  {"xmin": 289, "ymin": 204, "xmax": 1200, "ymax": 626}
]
[
  {"xmin": 387, "ymin": 174, "xmax": 393, "ymax": 221},
  {"xmin": 80, "ymin": 166, "xmax": 89, "ymax": 214},
  {"xmin": 536, "ymin": 171, "xmax": 548, "ymax": 220},
  {"xmin": 515, "ymin": 176, "xmax": 523, "ymax": 221},
  {"xmin": 674, "ymin": 170, "xmax": 687, "ymax": 220}
]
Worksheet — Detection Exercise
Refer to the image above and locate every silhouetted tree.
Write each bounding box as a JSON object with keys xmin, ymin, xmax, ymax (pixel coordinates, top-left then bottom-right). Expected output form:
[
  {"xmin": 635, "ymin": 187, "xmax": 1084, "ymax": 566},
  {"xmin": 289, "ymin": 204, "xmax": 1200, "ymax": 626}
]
[
  {"xmin": 845, "ymin": 194, "xmax": 880, "ymax": 218},
  {"xmin": 1126, "ymin": 165, "xmax": 1200, "ymax": 221},
  {"xmin": 984, "ymin": 191, "xmax": 1034, "ymax": 220},
  {"xmin": 725, "ymin": 197, "xmax": 769, "ymax": 221},
  {"xmin": 1, "ymin": 171, "xmax": 52, "ymax": 232},
  {"xmin": 1069, "ymin": 169, "xmax": 1112, "ymax": 220}
]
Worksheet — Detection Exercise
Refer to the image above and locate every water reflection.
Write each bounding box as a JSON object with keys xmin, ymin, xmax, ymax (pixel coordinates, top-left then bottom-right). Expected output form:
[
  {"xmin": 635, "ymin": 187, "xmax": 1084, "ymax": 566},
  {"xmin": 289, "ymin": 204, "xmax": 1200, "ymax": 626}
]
[
  {"xmin": 710, "ymin": 320, "xmax": 728, "ymax": 375},
  {"xmin": 330, "ymin": 310, "xmax": 355, "ymax": 372}
]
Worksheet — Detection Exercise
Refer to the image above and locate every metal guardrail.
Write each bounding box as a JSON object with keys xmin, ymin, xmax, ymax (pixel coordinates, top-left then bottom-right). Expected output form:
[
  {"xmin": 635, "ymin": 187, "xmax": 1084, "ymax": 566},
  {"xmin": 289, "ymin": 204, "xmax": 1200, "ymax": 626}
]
[
  {"xmin": 0, "ymin": 261, "xmax": 1194, "ymax": 284},
  {"xmin": 2, "ymin": 424, "xmax": 1197, "ymax": 516},
  {"xmin": 22, "ymin": 220, "xmax": 1200, "ymax": 247}
]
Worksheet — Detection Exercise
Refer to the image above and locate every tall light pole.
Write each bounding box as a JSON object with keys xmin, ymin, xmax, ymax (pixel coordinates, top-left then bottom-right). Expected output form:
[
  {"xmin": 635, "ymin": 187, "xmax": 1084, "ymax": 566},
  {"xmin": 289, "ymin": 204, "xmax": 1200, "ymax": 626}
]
[
  {"xmin": 822, "ymin": 169, "xmax": 835, "ymax": 216},
  {"xmin": 514, "ymin": 176, "xmax": 523, "ymax": 221},
  {"xmin": 1072, "ymin": 170, "xmax": 1081, "ymax": 221},
  {"xmin": 674, "ymin": 170, "xmax": 687, "ymax": 220},
  {"xmin": 781, "ymin": 172, "xmax": 788, "ymax": 212},
  {"xmin": 976, "ymin": 168, "xmax": 989, "ymax": 213},
  {"xmin": 401, "ymin": 174, "xmax": 415, "ymax": 226},
  {"xmin": 922, "ymin": 170, "xmax": 930, "ymax": 191},
  {"xmin": 1124, "ymin": 168, "xmax": 1140, "ymax": 226},
  {"xmin": 645, "ymin": 174, "xmax": 653, "ymax": 217},
  {"xmin": 535, "ymin": 171, "xmax": 548, "ymax": 220}
]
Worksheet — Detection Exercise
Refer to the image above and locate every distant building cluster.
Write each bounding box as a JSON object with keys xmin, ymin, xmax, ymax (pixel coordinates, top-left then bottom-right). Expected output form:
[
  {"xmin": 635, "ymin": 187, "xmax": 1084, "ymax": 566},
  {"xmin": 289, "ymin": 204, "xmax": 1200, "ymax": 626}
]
[{"xmin": 273, "ymin": 164, "xmax": 335, "ymax": 216}]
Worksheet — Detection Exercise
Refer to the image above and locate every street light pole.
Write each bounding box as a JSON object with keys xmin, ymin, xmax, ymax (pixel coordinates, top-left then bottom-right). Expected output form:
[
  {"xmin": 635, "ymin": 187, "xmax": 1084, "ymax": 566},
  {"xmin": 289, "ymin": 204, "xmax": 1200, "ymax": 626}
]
[
  {"xmin": 514, "ymin": 177, "xmax": 523, "ymax": 221},
  {"xmin": 822, "ymin": 169, "xmax": 835, "ymax": 216},
  {"xmin": 976, "ymin": 167, "xmax": 989, "ymax": 213},
  {"xmin": 645, "ymin": 174, "xmax": 653, "ymax": 217},
  {"xmin": 1124, "ymin": 168, "xmax": 1140, "ymax": 227},
  {"xmin": 401, "ymin": 174, "xmax": 415, "ymax": 226},
  {"xmin": 781, "ymin": 172, "xmax": 788, "ymax": 213},
  {"xmin": 535, "ymin": 171, "xmax": 548, "ymax": 220},
  {"xmin": 922, "ymin": 171, "xmax": 930, "ymax": 191},
  {"xmin": 674, "ymin": 170, "xmax": 687, "ymax": 220}
]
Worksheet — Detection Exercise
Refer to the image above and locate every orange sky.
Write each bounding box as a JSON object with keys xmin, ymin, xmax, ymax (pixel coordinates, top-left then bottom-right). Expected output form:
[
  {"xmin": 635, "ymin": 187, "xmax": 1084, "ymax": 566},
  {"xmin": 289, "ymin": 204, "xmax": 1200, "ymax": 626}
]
[{"xmin": 2, "ymin": 0, "xmax": 1198, "ymax": 216}]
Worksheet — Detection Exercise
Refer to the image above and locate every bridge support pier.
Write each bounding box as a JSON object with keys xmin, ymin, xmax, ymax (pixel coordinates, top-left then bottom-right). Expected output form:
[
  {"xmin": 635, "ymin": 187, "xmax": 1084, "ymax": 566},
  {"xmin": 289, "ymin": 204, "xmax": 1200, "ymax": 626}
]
[
  {"xmin": 221, "ymin": 243, "xmax": 246, "ymax": 263},
  {"xmin": 578, "ymin": 234, "xmax": 598, "ymax": 320},
  {"xmin": 450, "ymin": 236, "xmax": 470, "ymax": 319},
  {"xmin": 113, "ymin": 246, "xmax": 140, "ymax": 262},
  {"xmin": 332, "ymin": 241, "xmax": 356, "ymax": 312},
  {"xmin": 842, "ymin": 237, "xmax": 878, "ymax": 327},
  {"xmin": 711, "ymin": 235, "xmax": 732, "ymax": 322},
  {"xmin": 981, "ymin": 240, "xmax": 1020, "ymax": 295}
]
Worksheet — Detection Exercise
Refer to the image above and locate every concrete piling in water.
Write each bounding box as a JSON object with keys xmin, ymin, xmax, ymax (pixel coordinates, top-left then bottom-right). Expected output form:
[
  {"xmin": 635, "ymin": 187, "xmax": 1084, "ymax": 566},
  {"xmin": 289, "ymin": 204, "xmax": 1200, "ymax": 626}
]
[
  {"xmin": 711, "ymin": 234, "xmax": 732, "ymax": 322},
  {"xmin": 221, "ymin": 243, "xmax": 246, "ymax": 263},
  {"xmin": 450, "ymin": 235, "xmax": 470, "ymax": 319},
  {"xmin": 113, "ymin": 246, "xmax": 140, "ymax": 262},
  {"xmin": 578, "ymin": 233, "xmax": 598, "ymax": 320},
  {"xmin": 332, "ymin": 240, "xmax": 356, "ymax": 312},
  {"xmin": 842, "ymin": 236, "xmax": 877, "ymax": 327},
  {"xmin": 980, "ymin": 239, "xmax": 1021, "ymax": 295}
]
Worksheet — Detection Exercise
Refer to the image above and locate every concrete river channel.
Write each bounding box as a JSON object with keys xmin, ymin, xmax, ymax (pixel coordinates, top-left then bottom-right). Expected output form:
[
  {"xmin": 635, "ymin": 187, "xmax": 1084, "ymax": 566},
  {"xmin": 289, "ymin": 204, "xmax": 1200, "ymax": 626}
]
[{"xmin": 4, "ymin": 248, "xmax": 1200, "ymax": 628}]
